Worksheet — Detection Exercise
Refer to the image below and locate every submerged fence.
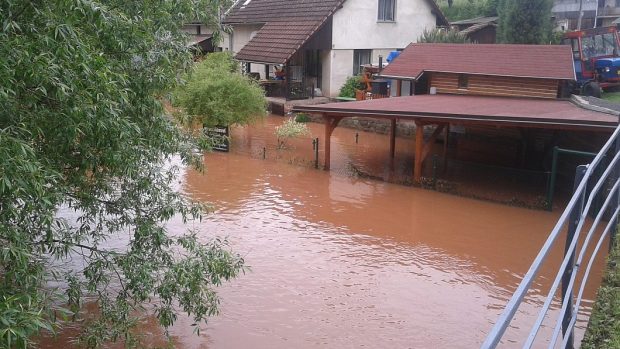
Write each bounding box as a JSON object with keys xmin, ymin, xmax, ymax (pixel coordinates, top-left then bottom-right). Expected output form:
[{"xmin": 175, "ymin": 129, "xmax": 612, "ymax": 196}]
[{"xmin": 482, "ymin": 124, "xmax": 620, "ymax": 349}]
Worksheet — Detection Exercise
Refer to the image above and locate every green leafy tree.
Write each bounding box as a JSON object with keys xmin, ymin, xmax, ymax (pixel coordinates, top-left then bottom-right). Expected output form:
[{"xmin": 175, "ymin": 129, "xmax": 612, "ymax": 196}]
[
  {"xmin": 418, "ymin": 28, "xmax": 472, "ymax": 43},
  {"xmin": 0, "ymin": 0, "xmax": 245, "ymax": 347},
  {"xmin": 173, "ymin": 52, "xmax": 267, "ymax": 127},
  {"xmin": 497, "ymin": 0, "xmax": 554, "ymax": 44},
  {"xmin": 438, "ymin": 0, "xmax": 495, "ymax": 21}
]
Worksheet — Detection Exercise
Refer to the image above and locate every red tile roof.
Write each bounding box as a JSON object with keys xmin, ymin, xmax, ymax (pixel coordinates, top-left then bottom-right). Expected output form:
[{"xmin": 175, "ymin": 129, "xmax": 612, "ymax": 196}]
[
  {"xmin": 292, "ymin": 95, "xmax": 617, "ymax": 130},
  {"xmin": 234, "ymin": 20, "xmax": 326, "ymax": 64},
  {"xmin": 226, "ymin": 0, "xmax": 448, "ymax": 64},
  {"xmin": 223, "ymin": 0, "xmax": 344, "ymax": 24},
  {"xmin": 380, "ymin": 43, "xmax": 576, "ymax": 81}
]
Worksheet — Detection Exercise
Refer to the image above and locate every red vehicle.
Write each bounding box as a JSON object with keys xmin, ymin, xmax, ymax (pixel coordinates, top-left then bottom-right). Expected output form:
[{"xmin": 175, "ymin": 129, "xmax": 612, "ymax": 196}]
[{"xmin": 561, "ymin": 26, "xmax": 620, "ymax": 97}]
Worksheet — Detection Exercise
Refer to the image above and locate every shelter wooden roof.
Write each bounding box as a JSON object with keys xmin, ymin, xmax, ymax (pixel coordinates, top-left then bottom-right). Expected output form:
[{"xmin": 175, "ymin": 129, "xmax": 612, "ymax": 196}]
[
  {"xmin": 293, "ymin": 95, "xmax": 618, "ymax": 130},
  {"xmin": 380, "ymin": 43, "xmax": 576, "ymax": 81},
  {"xmin": 451, "ymin": 16, "xmax": 498, "ymax": 26},
  {"xmin": 459, "ymin": 22, "xmax": 496, "ymax": 36}
]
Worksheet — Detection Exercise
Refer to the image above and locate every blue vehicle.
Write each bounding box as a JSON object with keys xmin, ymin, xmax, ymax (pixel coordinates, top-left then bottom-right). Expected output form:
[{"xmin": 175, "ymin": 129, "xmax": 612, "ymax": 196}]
[{"xmin": 561, "ymin": 26, "xmax": 620, "ymax": 97}]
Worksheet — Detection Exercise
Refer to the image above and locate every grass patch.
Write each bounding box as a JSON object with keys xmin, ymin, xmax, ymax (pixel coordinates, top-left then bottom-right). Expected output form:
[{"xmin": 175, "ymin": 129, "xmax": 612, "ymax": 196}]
[
  {"xmin": 602, "ymin": 92, "xmax": 620, "ymax": 103},
  {"xmin": 581, "ymin": 233, "xmax": 620, "ymax": 349}
]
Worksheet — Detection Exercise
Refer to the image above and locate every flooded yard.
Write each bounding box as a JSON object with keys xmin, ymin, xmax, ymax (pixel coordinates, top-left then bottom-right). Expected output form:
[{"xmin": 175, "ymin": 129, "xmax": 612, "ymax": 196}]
[{"xmin": 41, "ymin": 115, "xmax": 607, "ymax": 348}]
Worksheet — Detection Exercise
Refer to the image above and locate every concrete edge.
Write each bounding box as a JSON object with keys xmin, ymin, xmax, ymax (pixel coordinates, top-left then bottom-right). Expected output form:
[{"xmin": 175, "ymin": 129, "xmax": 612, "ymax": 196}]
[{"xmin": 570, "ymin": 95, "xmax": 620, "ymax": 117}]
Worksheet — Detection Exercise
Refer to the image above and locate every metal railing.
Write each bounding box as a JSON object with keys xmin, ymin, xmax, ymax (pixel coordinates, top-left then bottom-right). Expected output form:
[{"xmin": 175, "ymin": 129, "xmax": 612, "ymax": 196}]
[{"xmin": 482, "ymin": 124, "xmax": 620, "ymax": 349}]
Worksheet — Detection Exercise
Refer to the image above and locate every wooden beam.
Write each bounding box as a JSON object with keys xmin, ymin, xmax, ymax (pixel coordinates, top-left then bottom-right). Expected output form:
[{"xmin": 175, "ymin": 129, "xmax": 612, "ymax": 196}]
[
  {"xmin": 414, "ymin": 123, "xmax": 447, "ymax": 183},
  {"xmin": 443, "ymin": 124, "xmax": 450, "ymax": 172},
  {"xmin": 390, "ymin": 118, "xmax": 397, "ymax": 158},
  {"xmin": 396, "ymin": 80, "xmax": 402, "ymax": 97},
  {"xmin": 323, "ymin": 115, "xmax": 342, "ymax": 170}
]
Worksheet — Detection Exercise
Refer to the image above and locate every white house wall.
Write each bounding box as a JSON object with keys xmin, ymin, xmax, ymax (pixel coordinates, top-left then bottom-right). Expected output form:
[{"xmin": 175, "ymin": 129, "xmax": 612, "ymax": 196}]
[
  {"xmin": 327, "ymin": 0, "xmax": 437, "ymax": 96},
  {"xmin": 332, "ymin": 0, "xmax": 436, "ymax": 50},
  {"xmin": 320, "ymin": 50, "xmax": 332, "ymax": 96},
  {"xmin": 325, "ymin": 50, "xmax": 353, "ymax": 97}
]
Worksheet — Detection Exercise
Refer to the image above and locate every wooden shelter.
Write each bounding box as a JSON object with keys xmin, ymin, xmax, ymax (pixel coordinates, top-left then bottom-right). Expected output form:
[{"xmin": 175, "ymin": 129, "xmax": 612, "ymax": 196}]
[{"xmin": 293, "ymin": 95, "xmax": 618, "ymax": 182}]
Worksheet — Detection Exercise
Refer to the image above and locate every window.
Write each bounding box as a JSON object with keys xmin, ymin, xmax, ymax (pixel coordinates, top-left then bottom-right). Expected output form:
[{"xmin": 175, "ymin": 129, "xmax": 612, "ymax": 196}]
[
  {"xmin": 458, "ymin": 74, "xmax": 468, "ymax": 89},
  {"xmin": 582, "ymin": 33, "xmax": 620, "ymax": 59},
  {"xmin": 353, "ymin": 49, "xmax": 371, "ymax": 76},
  {"xmin": 378, "ymin": 0, "xmax": 396, "ymax": 22}
]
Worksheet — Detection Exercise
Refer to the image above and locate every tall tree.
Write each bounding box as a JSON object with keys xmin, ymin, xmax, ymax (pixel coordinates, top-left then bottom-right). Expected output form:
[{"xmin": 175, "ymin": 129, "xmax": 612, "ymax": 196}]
[
  {"xmin": 497, "ymin": 0, "xmax": 554, "ymax": 44},
  {"xmin": 0, "ymin": 0, "xmax": 244, "ymax": 347}
]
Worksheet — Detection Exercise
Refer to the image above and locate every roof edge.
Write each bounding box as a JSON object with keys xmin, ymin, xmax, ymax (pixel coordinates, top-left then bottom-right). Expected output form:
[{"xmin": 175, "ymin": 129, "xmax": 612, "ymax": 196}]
[{"xmin": 381, "ymin": 70, "xmax": 575, "ymax": 82}]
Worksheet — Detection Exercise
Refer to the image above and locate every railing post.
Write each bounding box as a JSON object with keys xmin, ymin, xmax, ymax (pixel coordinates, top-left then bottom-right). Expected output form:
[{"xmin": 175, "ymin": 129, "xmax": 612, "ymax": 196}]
[
  {"xmin": 611, "ymin": 137, "xmax": 620, "ymax": 251},
  {"xmin": 562, "ymin": 165, "xmax": 587, "ymax": 349}
]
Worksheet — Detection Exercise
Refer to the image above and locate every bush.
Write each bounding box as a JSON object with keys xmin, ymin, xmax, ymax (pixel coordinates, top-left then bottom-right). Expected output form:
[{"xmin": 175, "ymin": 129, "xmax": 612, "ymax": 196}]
[
  {"xmin": 339, "ymin": 75, "xmax": 366, "ymax": 98},
  {"xmin": 294, "ymin": 113, "xmax": 311, "ymax": 123},
  {"xmin": 418, "ymin": 28, "xmax": 471, "ymax": 44}
]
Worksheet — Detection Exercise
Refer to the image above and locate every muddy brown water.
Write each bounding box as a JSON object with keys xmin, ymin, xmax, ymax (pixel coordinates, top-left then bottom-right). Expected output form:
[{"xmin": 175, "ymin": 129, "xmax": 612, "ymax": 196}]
[{"xmin": 40, "ymin": 115, "xmax": 607, "ymax": 348}]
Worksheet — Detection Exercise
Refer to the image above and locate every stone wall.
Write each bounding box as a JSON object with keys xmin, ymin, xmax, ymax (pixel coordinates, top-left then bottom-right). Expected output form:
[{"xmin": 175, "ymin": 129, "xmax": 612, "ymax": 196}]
[{"xmin": 304, "ymin": 113, "xmax": 418, "ymax": 138}]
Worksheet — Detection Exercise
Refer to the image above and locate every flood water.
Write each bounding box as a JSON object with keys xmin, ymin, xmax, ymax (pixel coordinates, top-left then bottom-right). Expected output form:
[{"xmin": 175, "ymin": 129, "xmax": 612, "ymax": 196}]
[{"xmin": 41, "ymin": 115, "xmax": 607, "ymax": 348}]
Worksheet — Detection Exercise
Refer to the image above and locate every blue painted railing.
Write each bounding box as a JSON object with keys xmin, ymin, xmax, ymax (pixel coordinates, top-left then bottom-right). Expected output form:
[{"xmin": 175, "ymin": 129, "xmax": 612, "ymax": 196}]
[{"xmin": 482, "ymin": 124, "xmax": 620, "ymax": 349}]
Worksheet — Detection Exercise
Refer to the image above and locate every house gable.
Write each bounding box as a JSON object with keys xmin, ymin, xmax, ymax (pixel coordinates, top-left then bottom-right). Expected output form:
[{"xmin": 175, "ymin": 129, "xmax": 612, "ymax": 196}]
[{"xmin": 331, "ymin": 0, "xmax": 443, "ymax": 50}]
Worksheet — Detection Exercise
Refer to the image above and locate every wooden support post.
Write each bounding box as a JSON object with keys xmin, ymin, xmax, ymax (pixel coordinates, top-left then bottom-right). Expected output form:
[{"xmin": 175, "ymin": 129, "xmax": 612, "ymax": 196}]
[
  {"xmin": 323, "ymin": 114, "xmax": 342, "ymax": 170},
  {"xmin": 396, "ymin": 80, "xmax": 402, "ymax": 97},
  {"xmin": 414, "ymin": 123, "xmax": 446, "ymax": 183},
  {"xmin": 443, "ymin": 124, "xmax": 450, "ymax": 172},
  {"xmin": 265, "ymin": 64, "xmax": 269, "ymax": 79},
  {"xmin": 285, "ymin": 64, "xmax": 291, "ymax": 100},
  {"xmin": 414, "ymin": 121, "xmax": 424, "ymax": 182},
  {"xmin": 390, "ymin": 118, "xmax": 397, "ymax": 159}
]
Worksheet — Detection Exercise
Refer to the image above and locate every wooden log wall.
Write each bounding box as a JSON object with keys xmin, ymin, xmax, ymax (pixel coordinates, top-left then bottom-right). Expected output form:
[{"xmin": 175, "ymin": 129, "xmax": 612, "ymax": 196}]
[{"xmin": 429, "ymin": 72, "xmax": 560, "ymax": 99}]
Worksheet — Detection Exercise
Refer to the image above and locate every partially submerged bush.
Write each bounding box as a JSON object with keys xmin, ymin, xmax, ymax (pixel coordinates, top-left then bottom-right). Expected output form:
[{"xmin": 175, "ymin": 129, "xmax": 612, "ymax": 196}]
[{"xmin": 275, "ymin": 118, "xmax": 310, "ymax": 148}]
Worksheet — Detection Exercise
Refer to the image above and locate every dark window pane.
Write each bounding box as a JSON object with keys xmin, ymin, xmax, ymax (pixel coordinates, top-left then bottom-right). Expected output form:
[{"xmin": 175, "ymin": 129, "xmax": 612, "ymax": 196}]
[
  {"xmin": 353, "ymin": 49, "xmax": 372, "ymax": 75},
  {"xmin": 378, "ymin": 0, "xmax": 395, "ymax": 21},
  {"xmin": 458, "ymin": 74, "xmax": 468, "ymax": 89}
]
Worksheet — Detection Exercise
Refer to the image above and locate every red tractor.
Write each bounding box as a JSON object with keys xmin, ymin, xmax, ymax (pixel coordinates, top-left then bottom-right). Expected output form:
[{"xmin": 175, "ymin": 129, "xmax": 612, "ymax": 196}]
[{"xmin": 561, "ymin": 26, "xmax": 620, "ymax": 97}]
